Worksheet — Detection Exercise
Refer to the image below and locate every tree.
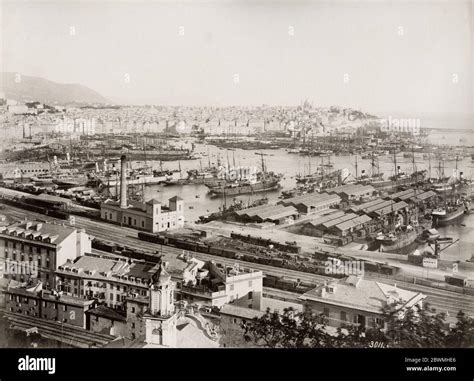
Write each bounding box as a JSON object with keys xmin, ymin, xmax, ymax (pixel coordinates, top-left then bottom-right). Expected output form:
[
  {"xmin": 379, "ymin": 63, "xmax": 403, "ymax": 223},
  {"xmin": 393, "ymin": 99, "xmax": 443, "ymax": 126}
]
[
  {"xmin": 241, "ymin": 303, "xmax": 474, "ymax": 348},
  {"xmin": 445, "ymin": 311, "xmax": 474, "ymax": 348},
  {"xmin": 380, "ymin": 302, "xmax": 448, "ymax": 348},
  {"xmin": 241, "ymin": 307, "xmax": 333, "ymax": 348}
]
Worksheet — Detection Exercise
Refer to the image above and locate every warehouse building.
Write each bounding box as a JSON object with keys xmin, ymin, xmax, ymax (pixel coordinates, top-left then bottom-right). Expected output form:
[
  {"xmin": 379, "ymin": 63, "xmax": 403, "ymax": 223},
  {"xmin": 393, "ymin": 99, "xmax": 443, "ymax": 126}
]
[
  {"xmin": 301, "ymin": 211, "xmax": 372, "ymax": 239},
  {"xmin": 233, "ymin": 204, "xmax": 299, "ymax": 225},
  {"xmin": 325, "ymin": 184, "xmax": 377, "ymax": 203},
  {"xmin": 300, "ymin": 210, "xmax": 346, "ymax": 237},
  {"xmin": 386, "ymin": 189, "xmax": 437, "ymax": 204},
  {"xmin": 329, "ymin": 215, "xmax": 372, "ymax": 237},
  {"xmin": 277, "ymin": 193, "xmax": 341, "ymax": 215}
]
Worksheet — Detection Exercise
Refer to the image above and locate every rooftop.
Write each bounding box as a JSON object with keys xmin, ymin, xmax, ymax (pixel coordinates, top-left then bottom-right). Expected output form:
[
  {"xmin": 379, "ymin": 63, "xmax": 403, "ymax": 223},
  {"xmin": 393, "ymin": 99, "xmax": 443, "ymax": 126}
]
[
  {"xmin": 57, "ymin": 255, "xmax": 161, "ymax": 286},
  {"xmin": 220, "ymin": 303, "xmax": 265, "ymax": 319},
  {"xmin": 85, "ymin": 305, "xmax": 127, "ymax": 322},
  {"xmin": 0, "ymin": 220, "xmax": 76, "ymax": 245},
  {"xmin": 235, "ymin": 204, "xmax": 298, "ymax": 220},
  {"xmin": 278, "ymin": 192, "xmax": 341, "ymax": 208},
  {"xmin": 325, "ymin": 184, "xmax": 375, "ymax": 196},
  {"xmin": 334, "ymin": 215, "xmax": 372, "ymax": 231},
  {"xmin": 300, "ymin": 277, "xmax": 425, "ymax": 314}
]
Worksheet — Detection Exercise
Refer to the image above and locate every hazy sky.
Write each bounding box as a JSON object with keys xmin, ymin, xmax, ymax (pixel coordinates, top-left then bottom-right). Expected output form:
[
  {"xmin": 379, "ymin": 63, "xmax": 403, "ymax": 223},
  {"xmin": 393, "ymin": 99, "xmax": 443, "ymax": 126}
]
[{"xmin": 1, "ymin": 0, "xmax": 472, "ymax": 113}]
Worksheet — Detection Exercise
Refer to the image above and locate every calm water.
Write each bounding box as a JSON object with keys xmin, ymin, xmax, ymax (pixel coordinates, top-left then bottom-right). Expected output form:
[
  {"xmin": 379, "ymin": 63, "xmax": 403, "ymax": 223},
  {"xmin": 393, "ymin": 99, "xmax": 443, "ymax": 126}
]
[
  {"xmin": 109, "ymin": 130, "xmax": 474, "ymax": 261},
  {"xmin": 125, "ymin": 142, "xmax": 474, "ymax": 223}
]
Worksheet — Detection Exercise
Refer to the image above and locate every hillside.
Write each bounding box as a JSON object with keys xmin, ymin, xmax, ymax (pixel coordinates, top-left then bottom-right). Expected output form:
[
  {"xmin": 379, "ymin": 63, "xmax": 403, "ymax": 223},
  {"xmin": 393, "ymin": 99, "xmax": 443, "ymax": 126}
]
[{"xmin": 0, "ymin": 72, "xmax": 110, "ymax": 104}]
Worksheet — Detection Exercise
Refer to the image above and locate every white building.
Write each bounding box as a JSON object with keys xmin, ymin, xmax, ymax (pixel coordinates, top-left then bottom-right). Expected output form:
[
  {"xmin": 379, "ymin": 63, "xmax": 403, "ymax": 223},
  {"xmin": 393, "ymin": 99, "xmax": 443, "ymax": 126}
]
[
  {"xmin": 100, "ymin": 196, "xmax": 184, "ymax": 233},
  {"xmin": 179, "ymin": 260, "xmax": 263, "ymax": 309}
]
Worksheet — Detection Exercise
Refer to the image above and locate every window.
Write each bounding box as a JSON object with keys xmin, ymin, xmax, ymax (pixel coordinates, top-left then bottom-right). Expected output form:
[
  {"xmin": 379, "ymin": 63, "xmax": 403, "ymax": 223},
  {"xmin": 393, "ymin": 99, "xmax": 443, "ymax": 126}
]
[
  {"xmin": 323, "ymin": 308, "xmax": 330, "ymax": 317},
  {"xmin": 63, "ymin": 305, "xmax": 67, "ymax": 312},
  {"xmin": 248, "ymin": 280, "xmax": 253, "ymax": 287},
  {"xmin": 230, "ymin": 284, "xmax": 234, "ymax": 291},
  {"xmin": 233, "ymin": 318, "xmax": 238, "ymax": 324},
  {"xmin": 375, "ymin": 317, "xmax": 384, "ymax": 327},
  {"xmin": 248, "ymin": 291, "xmax": 253, "ymax": 299},
  {"xmin": 141, "ymin": 221, "xmax": 144, "ymax": 228},
  {"xmin": 131, "ymin": 307, "xmax": 136, "ymax": 313},
  {"xmin": 340, "ymin": 311, "xmax": 347, "ymax": 321},
  {"xmin": 110, "ymin": 293, "xmax": 113, "ymax": 301},
  {"xmin": 131, "ymin": 323, "xmax": 135, "ymax": 329}
]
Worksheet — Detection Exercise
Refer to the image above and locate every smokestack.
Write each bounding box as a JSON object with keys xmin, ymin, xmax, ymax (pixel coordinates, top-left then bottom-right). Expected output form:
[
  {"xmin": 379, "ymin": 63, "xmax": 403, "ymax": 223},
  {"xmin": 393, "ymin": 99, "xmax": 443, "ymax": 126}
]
[{"xmin": 120, "ymin": 155, "xmax": 127, "ymax": 208}]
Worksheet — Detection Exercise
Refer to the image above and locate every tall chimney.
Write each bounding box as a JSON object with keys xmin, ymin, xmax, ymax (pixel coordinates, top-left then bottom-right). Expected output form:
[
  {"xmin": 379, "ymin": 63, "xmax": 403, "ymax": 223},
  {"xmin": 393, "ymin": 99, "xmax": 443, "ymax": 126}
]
[{"xmin": 120, "ymin": 154, "xmax": 127, "ymax": 208}]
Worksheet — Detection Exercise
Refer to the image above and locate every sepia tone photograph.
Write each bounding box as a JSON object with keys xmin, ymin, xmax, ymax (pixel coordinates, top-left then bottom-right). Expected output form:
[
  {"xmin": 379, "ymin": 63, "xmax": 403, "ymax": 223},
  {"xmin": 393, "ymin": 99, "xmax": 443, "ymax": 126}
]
[{"xmin": 0, "ymin": 0, "xmax": 472, "ymax": 378}]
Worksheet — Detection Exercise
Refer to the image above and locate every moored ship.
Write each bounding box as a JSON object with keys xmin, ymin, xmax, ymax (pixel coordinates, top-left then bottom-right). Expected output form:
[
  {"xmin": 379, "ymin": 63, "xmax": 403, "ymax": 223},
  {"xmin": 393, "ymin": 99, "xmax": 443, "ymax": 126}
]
[
  {"xmin": 207, "ymin": 173, "xmax": 281, "ymax": 196},
  {"xmin": 206, "ymin": 154, "xmax": 282, "ymax": 197},
  {"xmin": 431, "ymin": 203, "xmax": 469, "ymax": 227},
  {"xmin": 374, "ymin": 226, "xmax": 419, "ymax": 254}
]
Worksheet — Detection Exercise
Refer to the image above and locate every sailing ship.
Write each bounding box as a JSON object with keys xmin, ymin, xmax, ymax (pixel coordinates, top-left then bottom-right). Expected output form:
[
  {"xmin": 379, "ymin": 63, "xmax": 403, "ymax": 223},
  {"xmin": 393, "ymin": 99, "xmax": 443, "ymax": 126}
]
[
  {"xmin": 296, "ymin": 155, "xmax": 340, "ymax": 185},
  {"xmin": 363, "ymin": 148, "xmax": 426, "ymax": 192},
  {"xmin": 206, "ymin": 153, "xmax": 282, "ymax": 197},
  {"xmin": 431, "ymin": 161, "xmax": 470, "ymax": 227}
]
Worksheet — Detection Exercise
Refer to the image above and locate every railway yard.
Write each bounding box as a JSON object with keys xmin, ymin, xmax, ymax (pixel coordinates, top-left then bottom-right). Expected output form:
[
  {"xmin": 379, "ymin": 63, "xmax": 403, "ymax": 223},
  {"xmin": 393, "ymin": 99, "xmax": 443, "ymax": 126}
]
[{"xmin": 2, "ymin": 203, "xmax": 473, "ymax": 318}]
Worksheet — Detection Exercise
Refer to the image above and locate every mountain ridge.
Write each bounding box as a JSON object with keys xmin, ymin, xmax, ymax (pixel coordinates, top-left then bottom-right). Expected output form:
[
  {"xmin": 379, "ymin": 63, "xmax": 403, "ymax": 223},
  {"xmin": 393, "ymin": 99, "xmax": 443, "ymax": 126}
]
[{"xmin": 0, "ymin": 72, "xmax": 110, "ymax": 105}]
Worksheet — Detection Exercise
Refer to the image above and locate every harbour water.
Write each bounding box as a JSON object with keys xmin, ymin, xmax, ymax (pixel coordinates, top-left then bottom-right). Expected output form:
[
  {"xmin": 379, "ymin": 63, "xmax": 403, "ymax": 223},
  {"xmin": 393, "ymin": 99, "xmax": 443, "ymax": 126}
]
[{"xmin": 125, "ymin": 139, "xmax": 474, "ymax": 223}]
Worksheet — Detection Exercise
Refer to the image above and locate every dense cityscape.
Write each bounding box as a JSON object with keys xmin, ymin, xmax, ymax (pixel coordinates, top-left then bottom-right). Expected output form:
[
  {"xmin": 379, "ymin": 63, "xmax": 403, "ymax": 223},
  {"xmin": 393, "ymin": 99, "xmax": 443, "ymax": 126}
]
[
  {"xmin": 1, "ymin": 91, "xmax": 473, "ymax": 349},
  {"xmin": 0, "ymin": 0, "xmax": 472, "ymax": 379}
]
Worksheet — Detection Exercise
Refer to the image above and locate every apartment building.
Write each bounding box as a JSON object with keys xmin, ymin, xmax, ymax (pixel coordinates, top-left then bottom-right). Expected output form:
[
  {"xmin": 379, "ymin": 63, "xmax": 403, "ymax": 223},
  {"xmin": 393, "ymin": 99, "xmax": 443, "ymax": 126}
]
[
  {"xmin": 55, "ymin": 255, "xmax": 161, "ymax": 310},
  {"xmin": 0, "ymin": 220, "xmax": 91, "ymax": 289},
  {"xmin": 178, "ymin": 260, "xmax": 263, "ymax": 309}
]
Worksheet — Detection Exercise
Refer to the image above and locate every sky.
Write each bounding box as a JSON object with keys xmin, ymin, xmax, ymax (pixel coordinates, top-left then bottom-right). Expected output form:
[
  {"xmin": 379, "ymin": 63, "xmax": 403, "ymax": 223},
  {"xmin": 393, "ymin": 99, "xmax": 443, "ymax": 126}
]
[{"xmin": 1, "ymin": 0, "xmax": 472, "ymax": 114}]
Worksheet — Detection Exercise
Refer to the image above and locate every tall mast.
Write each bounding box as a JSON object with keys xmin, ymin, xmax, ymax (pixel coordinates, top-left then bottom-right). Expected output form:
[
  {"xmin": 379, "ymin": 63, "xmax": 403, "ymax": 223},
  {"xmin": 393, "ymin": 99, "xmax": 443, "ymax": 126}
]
[
  {"xmin": 428, "ymin": 154, "xmax": 431, "ymax": 180},
  {"xmin": 355, "ymin": 154, "xmax": 358, "ymax": 179},
  {"xmin": 393, "ymin": 149, "xmax": 398, "ymax": 177}
]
